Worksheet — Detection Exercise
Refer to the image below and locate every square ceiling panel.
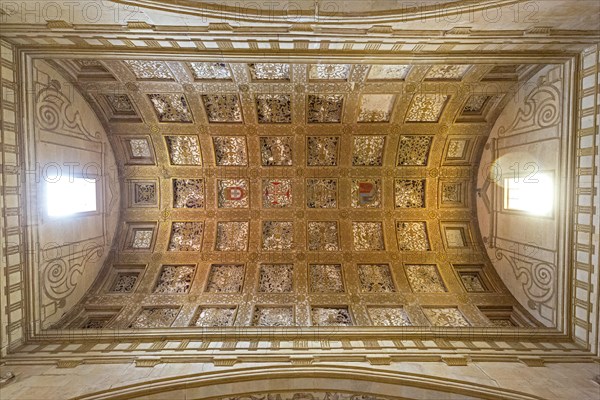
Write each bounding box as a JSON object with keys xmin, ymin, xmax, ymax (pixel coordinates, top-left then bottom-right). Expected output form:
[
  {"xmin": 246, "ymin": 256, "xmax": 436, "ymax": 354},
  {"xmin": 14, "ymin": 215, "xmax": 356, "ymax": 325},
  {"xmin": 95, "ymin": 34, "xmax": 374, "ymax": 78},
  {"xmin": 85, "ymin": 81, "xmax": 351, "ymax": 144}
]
[
  {"xmin": 125, "ymin": 60, "xmax": 174, "ymax": 80},
  {"xmin": 212, "ymin": 136, "xmax": 248, "ymax": 166},
  {"xmin": 307, "ymin": 136, "xmax": 339, "ymax": 166},
  {"xmin": 311, "ymin": 306, "xmax": 352, "ymax": 326},
  {"xmin": 307, "ymin": 221, "xmax": 340, "ymax": 251},
  {"xmin": 168, "ymin": 222, "xmax": 204, "ymax": 251},
  {"xmin": 215, "ymin": 222, "xmax": 249, "ymax": 251},
  {"xmin": 351, "ymin": 179, "xmax": 382, "ymax": 208},
  {"xmin": 310, "ymin": 264, "xmax": 344, "ymax": 293},
  {"xmin": 165, "ymin": 135, "xmax": 202, "ymax": 165},
  {"xmin": 205, "ymin": 264, "xmax": 245, "ymax": 293},
  {"xmin": 188, "ymin": 62, "xmax": 232, "ymax": 80},
  {"xmin": 249, "ymin": 63, "xmax": 290, "ymax": 80},
  {"xmin": 396, "ymin": 135, "xmax": 433, "ymax": 166},
  {"xmin": 395, "ymin": 179, "xmax": 426, "ymax": 208},
  {"xmin": 306, "ymin": 178, "xmax": 337, "ymax": 208},
  {"xmin": 307, "ymin": 94, "xmax": 344, "ymax": 123},
  {"xmin": 424, "ymin": 65, "xmax": 471, "ymax": 80},
  {"xmin": 368, "ymin": 307, "xmax": 412, "ymax": 326},
  {"xmin": 367, "ymin": 65, "xmax": 411, "ymax": 80},
  {"xmin": 309, "ymin": 64, "xmax": 351, "ymax": 80},
  {"xmin": 263, "ymin": 179, "xmax": 293, "ymax": 208},
  {"xmin": 255, "ymin": 94, "xmax": 292, "ymax": 123},
  {"xmin": 405, "ymin": 94, "xmax": 448, "ymax": 122},
  {"xmin": 260, "ymin": 137, "xmax": 293, "ymax": 166},
  {"xmin": 423, "ymin": 307, "xmax": 470, "ymax": 327},
  {"xmin": 192, "ymin": 307, "xmax": 237, "ymax": 327},
  {"xmin": 358, "ymin": 264, "xmax": 396, "ymax": 293},
  {"xmin": 253, "ymin": 306, "xmax": 294, "ymax": 326},
  {"xmin": 201, "ymin": 94, "xmax": 243, "ymax": 123},
  {"xmin": 217, "ymin": 179, "xmax": 249, "ymax": 208},
  {"xmin": 352, "ymin": 136, "xmax": 385, "ymax": 166},
  {"xmin": 148, "ymin": 94, "xmax": 192, "ymax": 122},
  {"xmin": 352, "ymin": 222, "xmax": 385, "ymax": 251},
  {"xmin": 262, "ymin": 221, "xmax": 294, "ymax": 251},
  {"xmin": 258, "ymin": 264, "xmax": 294, "ymax": 293},
  {"xmin": 396, "ymin": 221, "xmax": 430, "ymax": 251},
  {"xmin": 357, "ymin": 94, "xmax": 396, "ymax": 123},
  {"xmin": 173, "ymin": 179, "xmax": 205, "ymax": 208}
]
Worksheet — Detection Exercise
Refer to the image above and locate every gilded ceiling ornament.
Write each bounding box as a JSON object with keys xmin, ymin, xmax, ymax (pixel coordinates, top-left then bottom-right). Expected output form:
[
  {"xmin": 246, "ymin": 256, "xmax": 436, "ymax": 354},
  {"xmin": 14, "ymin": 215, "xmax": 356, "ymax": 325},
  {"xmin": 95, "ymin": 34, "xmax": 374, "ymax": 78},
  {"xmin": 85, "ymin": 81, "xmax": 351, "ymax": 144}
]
[
  {"xmin": 258, "ymin": 264, "xmax": 293, "ymax": 293},
  {"xmin": 351, "ymin": 179, "xmax": 382, "ymax": 208},
  {"xmin": 396, "ymin": 135, "xmax": 433, "ymax": 166},
  {"xmin": 306, "ymin": 178, "xmax": 337, "ymax": 208},
  {"xmin": 260, "ymin": 136, "xmax": 293, "ymax": 166},
  {"xmin": 352, "ymin": 222, "xmax": 385, "ymax": 251},
  {"xmin": 396, "ymin": 221, "xmax": 430, "ymax": 251},
  {"xmin": 309, "ymin": 64, "xmax": 351, "ymax": 80},
  {"xmin": 201, "ymin": 94, "xmax": 243, "ymax": 123},
  {"xmin": 133, "ymin": 182, "xmax": 156, "ymax": 206},
  {"xmin": 357, "ymin": 94, "xmax": 396, "ymax": 123},
  {"xmin": 311, "ymin": 307, "xmax": 352, "ymax": 326},
  {"xmin": 131, "ymin": 229, "xmax": 153, "ymax": 249},
  {"xmin": 367, "ymin": 65, "xmax": 411, "ymax": 80},
  {"xmin": 125, "ymin": 60, "xmax": 174, "ymax": 80},
  {"xmin": 263, "ymin": 179, "xmax": 292, "ymax": 208},
  {"xmin": 205, "ymin": 264, "xmax": 245, "ymax": 293},
  {"xmin": 105, "ymin": 94, "xmax": 136, "ymax": 115},
  {"xmin": 425, "ymin": 65, "xmax": 471, "ymax": 80},
  {"xmin": 173, "ymin": 179, "xmax": 205, "ymax": 208},
  {"xmin": 168, "ymin": 222, "xmax": 204, "ymax": 251},
  {"xmin": 183, "ymin": 83, "xmax": 195, "ymax": 93},
  {"xmin": 262, "ymin": 221, "xmax": 294, "ymax": 251},
  {"xmin": 249, "ymin": 63, "xmax": 290, "ymax": 80},
  {"xmin": 125, "ymin": 82, "xmax": 139, "ymax": 92},
  {"xmin": 188, "ymin": 62, "xmax": 232, "ymax": 80},
  {"xmin": 154, "ymin": 265, "xmax": 195, "ymax": 293},
  {"xmin": 256, "ymin": 94, "xmax": 292, "ymax": 123},
  {"xmin": 422, "ymin": 307, "xmax": 470, "ymax": 327},
  {"xmin": 307, "ymin": 136, "xmax": 339, "ymax": 166},
  {"xmin": 405, "ymin": 264, "xmax": 447, "ymax": 293},
  {"xmin": 307, "ymin": 95, "xmax": 344, "ymax": 123},
  {"xmin": 352, "ymin": 136, "xmax": 385, "ymax": 166},
  {"xmin": 148, "ymin": 94, "xmax": 193, "ymax": 122},
  {"xmin": 192, "ymin": 307, "xmax": 236, "ymax": 327},
  {"xmin": 129, "ymin": 138, "xmax": 152, "ymax": 158},
  {"xmin": 405, "ymin": 94, "xmax": 448, "ymax": 122},
  {"xmin": 307, "ymin": 221, "xmax": 340, "ymax": 251},
  {"xmin": 394, "ymin": 179, "xmax": 425, "ymax": 208},
  {"xmin": 358, "ymin": 264, "xmax": 395, "ymax": 292},
  {"xmin": 215, "ymin": 222, "xmax": 249, "ymax": 251},
  {"xmin": 460, "ymin": 272, "xmax": 487, "ymax": 292},
  {"xmin": 368, "ymin": 307, "xmax": 412, "ymax": 326},
  {"xmin": 129, "ymin": 308, "xmax": 179, "ymax": 329},
  {"xmin": 212, "ymin": 136, "xmax": 248, "ymax": 166},
  {"xmin": 218, "ymin": 179, "xmax": 249, "ymax": 208},
  {"xmin": 253, "ymin": 306, "xmax": 294, "ymax": 326},
  {"xmin": 166, "ymin": 135, "xmax": 202, "ymax": 165},
  {"xmin": 111, "ymin": 273, "xmax": 138, "ymax": 293}
]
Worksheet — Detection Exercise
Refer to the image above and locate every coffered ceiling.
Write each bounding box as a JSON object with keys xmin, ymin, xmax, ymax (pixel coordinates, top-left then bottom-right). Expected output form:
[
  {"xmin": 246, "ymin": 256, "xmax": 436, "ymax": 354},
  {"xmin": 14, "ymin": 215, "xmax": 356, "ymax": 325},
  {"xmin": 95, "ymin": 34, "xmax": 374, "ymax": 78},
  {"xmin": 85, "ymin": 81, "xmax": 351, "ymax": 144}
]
[{"xmin": 50, "ymin": 58, "xmax": 544, "ymax": 330}]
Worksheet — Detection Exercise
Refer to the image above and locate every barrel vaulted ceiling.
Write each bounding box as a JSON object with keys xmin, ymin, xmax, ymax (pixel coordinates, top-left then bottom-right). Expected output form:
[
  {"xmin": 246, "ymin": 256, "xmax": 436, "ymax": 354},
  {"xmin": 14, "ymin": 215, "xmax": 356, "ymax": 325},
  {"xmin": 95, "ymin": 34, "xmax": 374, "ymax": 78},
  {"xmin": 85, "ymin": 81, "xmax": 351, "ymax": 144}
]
[{"xmin": 51, "ymin": 58, "xmax": 544, "ymax": 329}]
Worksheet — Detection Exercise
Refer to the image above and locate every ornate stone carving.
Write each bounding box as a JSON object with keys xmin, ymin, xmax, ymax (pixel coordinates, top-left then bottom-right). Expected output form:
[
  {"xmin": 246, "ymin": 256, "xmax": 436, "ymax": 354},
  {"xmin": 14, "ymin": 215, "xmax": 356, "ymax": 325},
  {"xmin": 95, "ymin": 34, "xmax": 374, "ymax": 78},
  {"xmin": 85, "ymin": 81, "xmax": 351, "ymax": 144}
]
[
  {"xmin": 168, "ymin": 222, "xmax": 204, "ymax": 251},
  {"xmin": 129, "ymin": 308, "xmax": 179, "ymax": 328},
  {"xmin": 309, "ymin": 264, "xmax": 344, "ymax": 293},
  {"xmin": 253, "ymin": 306, "xmax": 294, "ymax": 326},
  {"xmin": 206, "ymin": 264, "xmax": 245, "ymax": 293},
  {"xmin": 188, "ymin": 62, "xmax": 231, "ymax": 80},
  {"xmin": 368, "ymin": 307, "xmax": 412, "ymax": 326},
  {"xmin": 367, "ymin": 64, "xmax": 411, "ymax": 80},
  {"xmin": 173, "ymin": 179, "xmax": 205, "ymax": 208},
  {"xmin": 262, "ymin": 221, "xmax": 294, "ymax": 251},
  {"xmin": 166, "ymin": 135, "xmax": 202, "ymax": 165},
  {"xmin": 218, "ymin": 179, "xmax": 249, "ymax": 208},
  {"xmin": 215, "ymin": 222, "xmax": 249, "ymax": 251},
  {"xmin": 311, "ymin": 306, "xmax": 352, "ymax": 326},
  {"xmin": 192, "ymin": 307, "xmax": 236, "ymax": 327},
  {"xmin": 258, "ymin": 264, "xmax": 293, "ymax": 293},
  {"xmin": 358, "ymin": 264, "xmax": 395, "ymax": 292},
  {"xmin": 309, "ymin": 64, "xmax": 351, "ymax": 80},
  {"xmin": 447, "ymin": 139, "xmax": 467, "ymax": 159},
  {"xmin": 396, "ymin": 135, "xmax": 433, "ymax": 166},
  {"xmin": 357, "ymin": 94, "xmax": 395, "ymax": 123},
  {"xmin": 396, "ymin": 222, "xmax": 430, "ymax": 251},
  {"xmin": 441, "ymin": 182, "xmax": 463, "ymax": 204},
  {"xmin": 405, "ymin": 264, "xmax": 446, "ymax": 292},
  {"xmin": 425, "ymin": 65, "xmax": 470, "ymax": 80},
  {"xmin": 351, "ymin": 179, "xmax": 382, "ymax": 208},
  {"xmin": 201, "ymin": 94, "xmax": 243, "ymax": 123},
  {"xmin": 105, "ymin": 94, "xmax": 136, "ymax": 115},
  {"xmin": 352, "ymin": 136, "xmax": 385, "ymax": 166},
  {"xmin": 460, "ymin": 272, "xmax": 487, "ymax": 292},
  {"xmin": 148, "ymin": 94, "xmax": 192, "ymax": 122},
  {"xmin": 307, "ymin": 95, "xmax": 343, "ymax": 123},
  {"xmin": 463, "ymin": 95, "xmax": 490, "ymax": 113},
  {"xmin": 423, "ymin": 307, "xmax": 470, "ymax": 327},
  {"xmin": 133, "ymin": 183, "xmax": 156, "ymax": 205},
  {"xmin": 132, "ymin": 229, "xmax": 153, "ymax": 249},
  {"xmin": 405, "ymin": 94, "xmax": 448, "ymax": 122},
  {"xmin": 129, "ymin": 139, "xmax": 151, "ymax": 157},
  {"xmin": 111, "ymin": 273, "xmax": 138, "ymax": 293},
  {"xmin": 352, "ymin": 222, "xmax": 385, "ymax": 251},
  {"xmin": 307, "ymin": 221, "xmax": 339, "ymax": 251},
  {"xmin": 394, "ymin": 179, "xmax": 425, "ymax": 208},
  {"xmin": 263, "ymin": 179, "xmax": 293, "ymax": 208},
  {"xmin": 256, "ymin": 94, "xmax": 292, "ymax": 123},
  {"xmin": 154, "ymin": 265, "xmax": 195, "ymax": 293},
  {"xmin": 307, "ymin": 136, "xmax": 339, "ymax": 165},
  {"xmin": 125, "ymin": 60, "xmax": 174, "ymax": 79},
  {"xmin": 213, "ymin": 136, "xmax": 248, "ymax": 166},
  {"xmin": 260, "ymin": 136, "xmax": 293, "ymax": 166},
  {"xmin": 306, "ymin": 179, "xmax": 337, "ymax": 208},
  {"xmin": 249, "ymin": 63, "xmax": 290, "ymax": 80}
]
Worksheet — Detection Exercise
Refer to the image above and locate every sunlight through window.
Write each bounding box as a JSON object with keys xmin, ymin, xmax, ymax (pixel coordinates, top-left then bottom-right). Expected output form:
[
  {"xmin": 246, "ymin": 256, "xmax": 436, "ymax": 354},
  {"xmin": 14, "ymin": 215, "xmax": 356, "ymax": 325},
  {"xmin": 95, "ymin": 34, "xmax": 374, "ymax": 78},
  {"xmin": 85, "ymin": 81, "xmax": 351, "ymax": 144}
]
[
  {"xmin": 504, "ymin": 172, "xmax": 554, "ymax": 216},
  {"xmin": 47, "ymin": 177, "xmax": 97, "ymax": 217}
]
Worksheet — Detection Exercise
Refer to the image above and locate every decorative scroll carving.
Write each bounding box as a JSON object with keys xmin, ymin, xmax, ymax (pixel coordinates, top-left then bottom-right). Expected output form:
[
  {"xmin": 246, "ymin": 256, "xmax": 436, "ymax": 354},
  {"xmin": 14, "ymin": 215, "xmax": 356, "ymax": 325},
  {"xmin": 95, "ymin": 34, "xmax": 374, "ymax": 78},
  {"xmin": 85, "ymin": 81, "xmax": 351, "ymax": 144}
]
[{"xmin": 36, "ymin": 80, "xmax": 100, "ymax": 141}]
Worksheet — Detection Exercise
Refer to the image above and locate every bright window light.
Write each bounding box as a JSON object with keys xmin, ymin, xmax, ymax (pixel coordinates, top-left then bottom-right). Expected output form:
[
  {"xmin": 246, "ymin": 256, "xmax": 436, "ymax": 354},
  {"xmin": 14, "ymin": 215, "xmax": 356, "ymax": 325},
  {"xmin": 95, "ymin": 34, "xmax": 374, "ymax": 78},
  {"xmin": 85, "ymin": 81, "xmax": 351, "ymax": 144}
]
[
  {"xmin": 504, "ymin": 172, "xmax": 553, "ymax": 216},
  {"xmin": 47, "ymin": 177, "xmax": 97, "ymax": 217}
]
